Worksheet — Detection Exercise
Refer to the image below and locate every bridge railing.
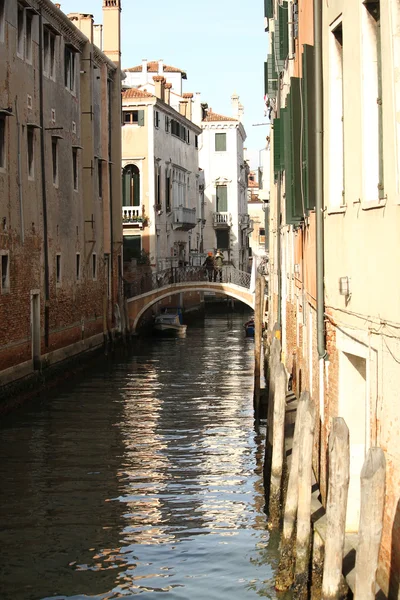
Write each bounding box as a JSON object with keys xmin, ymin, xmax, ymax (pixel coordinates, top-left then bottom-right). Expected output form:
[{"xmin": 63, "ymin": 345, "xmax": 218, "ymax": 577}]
[{"xmin": 124, "ymin": 266, "xmax": 251, "ymax": 299}]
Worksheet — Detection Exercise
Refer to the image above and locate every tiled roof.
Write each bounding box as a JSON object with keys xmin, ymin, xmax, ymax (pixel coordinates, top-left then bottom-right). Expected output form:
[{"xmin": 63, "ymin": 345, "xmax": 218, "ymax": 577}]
[
  {"xmin": 122, "ymin": 88, "xmax": 155, "ymax": 99},
  {"xmin": 203, "ymin": 109, "xmax": 237, "ymax": 122},
  {"xmin": 125, "ymin": 61, "xmax": 187, "ymax": 77}
]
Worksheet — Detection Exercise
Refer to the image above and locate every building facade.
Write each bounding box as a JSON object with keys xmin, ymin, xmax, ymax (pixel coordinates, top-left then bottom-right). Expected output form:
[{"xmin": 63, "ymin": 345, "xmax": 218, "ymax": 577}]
[
  {"xmin": 193, "ymin": 94, "xmax": 251, "ymax": 272},
  {"xmin": 0, "ymin": 0, "xmax": 123, "ymax": 388},
  {"xmin": 265, "ymin": 0, "xmax": 400, "ymax": 594},
  {"xmin": 121, "ymin": 77, "xmax": 202, "ymax": 273}
]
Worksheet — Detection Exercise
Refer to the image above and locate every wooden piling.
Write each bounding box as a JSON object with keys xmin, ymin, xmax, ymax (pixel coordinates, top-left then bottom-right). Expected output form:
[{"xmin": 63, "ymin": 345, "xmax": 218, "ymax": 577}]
[
  {"xmin": 275, "ymin": 391, "xmax": 307, "ymax": 591},
  {"xmin": 354, "ymin": 447, "xmax": 386, "ymax": 600},
  {"xmin": 254, "ymin": 275, "xmax": 265, "ymax": 416},
  {"xmin": 268, "ymin": 362, "xmax": 288, "ymax": 529},
  {"xmin": 293, "ymin": 394, "xmax": 315, "ymax": 599},
  {"xmin": 321, "ymin": 417, "xmax": 350, "ymax": 600},
  {"xmin": 264, "ymin": 337, "xmax": 281, "ymax": 503}
]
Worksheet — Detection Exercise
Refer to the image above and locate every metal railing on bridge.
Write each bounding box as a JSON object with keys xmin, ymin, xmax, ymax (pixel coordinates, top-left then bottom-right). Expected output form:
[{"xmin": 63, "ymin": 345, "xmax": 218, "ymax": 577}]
[{"xmin": 124, "ymin": 266, "xmax": 251, "ymax": 299}]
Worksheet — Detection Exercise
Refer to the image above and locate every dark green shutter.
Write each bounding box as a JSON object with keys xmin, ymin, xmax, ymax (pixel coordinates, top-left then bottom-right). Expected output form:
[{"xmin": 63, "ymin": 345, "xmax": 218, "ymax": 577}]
[
  {"xmin": 216, "ymin": 185, "xmax": 227, "ymax": 212},
  {"xmin": 264, "ymin": 0, "xmax": 273, "ymax": 18},
  {"xmin": 302, "ymin": 44, "xmax": 316, "ymax": 212},
  {"xmin": 285, "ymin": 78, "xmax": 303, "ymax": 225},
  {"xmin": 278, "ymin": 2, "xmax": 289, "ymax": 61},
  {"xmin": 138, "ymin": 110, "xmax": 144, "ymax": 126},
  {"xmin": 215, "ymin": 133, "xmax": 226, "ymax": 151},
  {"xmin": 283, "ymin": 101, "xmax": 292, "ymax": 221},
  {"xmin": 273, "ymin": 118, "xmax": 281, "ymax": 173}
]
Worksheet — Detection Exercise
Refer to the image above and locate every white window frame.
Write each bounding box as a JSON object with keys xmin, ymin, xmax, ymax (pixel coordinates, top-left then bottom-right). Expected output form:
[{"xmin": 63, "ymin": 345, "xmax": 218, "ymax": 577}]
[
  {"xmin": 76, "ymin": 253, "xmax": 81, "ymax": 281},
  {"xmin": 27, "ymin": 126, "xmax": 35, "ymax": 180},
  {"xmin": 25, "ymin": 9, "xmax": 33, "ymax": 63},
  {"xmin": 56, "ymin": 253, "xmax": 62, "ymax": 286},
  {"xmin": 43, "ymin": 27, "xmax": 56, "ymax": 80},
  {"xmin": 72, "ymin": 147, "xmax": 78, "ymax": 191},
  {"xmin": 64, "ymin": 44, "xmax": 76, "ymax": 93},
  {"xmin": 92, "ymin": 252, "xmax": 97, "ymax": 281},
  {"xmin": 52, "ymin": 136, "xmax": 59, "ymax": 187}
]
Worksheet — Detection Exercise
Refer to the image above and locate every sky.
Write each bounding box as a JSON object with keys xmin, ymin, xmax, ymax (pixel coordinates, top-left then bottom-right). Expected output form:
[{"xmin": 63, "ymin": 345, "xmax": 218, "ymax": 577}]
[{"xmin": 59, "ymin": 0, "xmax": 269, "ymax": 168}]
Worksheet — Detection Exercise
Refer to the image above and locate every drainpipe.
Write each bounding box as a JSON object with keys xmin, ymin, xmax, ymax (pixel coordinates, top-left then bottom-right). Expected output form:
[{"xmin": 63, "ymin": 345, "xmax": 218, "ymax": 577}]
[
  {"xmin": 15, "ymin": 98, "xmax": 24, "ymax": 245},
  {"xmin": 314, "ymin": 0, "xmax": 326, "ymax": 361},
  {"xmin": 39, "ymin": 10, "xmax": 50, "ymax": 347}
]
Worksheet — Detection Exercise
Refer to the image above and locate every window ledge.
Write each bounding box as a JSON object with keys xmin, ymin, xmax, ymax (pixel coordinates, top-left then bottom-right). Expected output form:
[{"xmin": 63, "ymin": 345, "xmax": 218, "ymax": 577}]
[
  {"xmin": 327, "ymin": 205, "xmax": 347, "ymax": 215},
  {"xmin": 361, "ymin": 198, "xmax": 387, "ymax": 211}
]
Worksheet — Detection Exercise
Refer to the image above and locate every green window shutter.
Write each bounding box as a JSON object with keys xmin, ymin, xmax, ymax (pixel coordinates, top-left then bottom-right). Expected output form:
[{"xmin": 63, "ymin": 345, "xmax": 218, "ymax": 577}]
[
  {"xmin": 287, "ymin": 77, "xmax": 303, "ymax": 225},
  {"xmin": 279, "ymin": 107, "xmax": 286, "ymax": 172},
  {"xmin": 216, "ymin": 185, "xmax": 228, "ymax": 212},
  {"xmin": 123, "ymin": 170, "xmax": 130, "ymax": 206},
  {"xmin": 278, "ymin": 2, "xmax": 289, "ymax": 61},
  {"xmin": 133, "ymin": 170, "xmax": 140, "ymax": 206},
  {"xmin": 282, "ymin": 100, "xmax": 293, "ymax": 221},
  {"xmin": 138, "ymin": 110, "xmax": 145, "ymax": 126},
  {"xmin": 215, "ymin": 133, "xmax": 226, "ymax": 151},
  {"xmin": 273, "ymin": 118, "xmax": 281, "ymax": 173},
  {"xmin": 264, "ymin": 60, "xmax": 268, "ymax": 96},
  {"xmin": 267, "ymin": 52, "xmax": 278, "ymax": 98},
  {"xmin": 302, "ymin": 44, "xmax": 316, "ymax": 212},
  {"xmin": 264, "ymin": 0, "xmax": 273, "ymax": 18}
]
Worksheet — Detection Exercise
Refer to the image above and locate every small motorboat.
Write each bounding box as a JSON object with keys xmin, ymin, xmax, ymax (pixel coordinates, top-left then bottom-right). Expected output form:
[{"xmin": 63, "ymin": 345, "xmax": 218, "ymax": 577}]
[
  {"xmin": 153, "ymin": 309, "xmax": 187, "ymax": 336},
  {"xmin": 244, "ymin": 317, "xmax": 255, "ymax": 337}
]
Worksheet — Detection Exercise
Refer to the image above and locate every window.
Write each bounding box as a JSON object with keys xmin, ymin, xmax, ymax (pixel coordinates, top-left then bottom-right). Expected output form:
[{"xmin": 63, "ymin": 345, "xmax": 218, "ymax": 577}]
[
  {"xmin": 259, "ymin": 228, "xmax": 266, "ymax": 244},
  {"xmin": 104, "ymin": 254, "xmax": 110, "ymax": 298},
  {"xmin": 92, "ymin": 253, "xmax": 97, "ymax": 280},
  {"xmin": 64, "ymin": 45, "xmax": 76, "ymax": 91},
  {"xmin": 0, "ymin": 0, "xmax": 5, "ymax": 42},
  {"xmin": 122, "ymin": 164, "xmax": 140, "ymax": 207},
  {"xmin": 17, "ymin": 4, "xmax": 24, "ymax": 57},
  {"xmin": 155, "ymin": 165, "xmax": 161, "ymax": 207},
  {"xmin": 215, "ymin": 133, "xmax": 226, "ymax": 151},
  {"xmin": 329, "ymin": 22, "xmax": 344, "ymax": 207},
  {"xmin": 43, "ymin": 28, "xmax": 56, "ymax": 79},
  {"xmin": 187, "ymin": 130, "xmax": 190, "ymax": 144},
  {"xmin": 216, "ymin": 185, "xmax": 228, "ymax": 212},
  {"xmin": 216, "ymin": 230, "xmax": 229, "ymax": 250},
  {"xmin": 1, "ymin": 253, "xmax": 9, "ymax": 291},
  {"xmin": 27, "ymin": 126, "xmax": 34, "ymax": 179},
  {"xmin": 123, "ymin": 110, "xmax": 144, "ymax": 126},
  {"xmin": 52, "ymin": 137, "xmax": 58, "ymax": 186},
  {"xmin": 171, "ymin": 119, "xmax": 188, "ymax": 142},
  {"xmin": 56, "ymin": 254, "xmax": 61, "ymax": 284},
  {"xmin": 123, "ymin": 235, "xmax": 142, "ymax": 261},
  {"xmin": 362, "ymin": 0, "xmax": 383, "ymax": 200},
  {"xmin": 165, "ymin": 116, "xmax": 170, "ymax": 132},
  {"xmin": 0, "ymin": 116, "xmax": 5, "ymax": 169},
  {"xmin": 72, "ymin": 148, "xmax": 78, "ymax": 190},
  {"xmin": 76, "ymin": 253, "xmax": 81, "ymax": 280},
  {"xmin": 165, "ymin": 171, "xmax": 171, "ymax": 211},
  {"xmin": 155, "ymin": 111, "xmax": 160, "ymax": 128},
  {"xmin": 195, "ymin": 135, "xmax": 198, "ymax": 149},
  {"xmin": 25, "ymin": 11, "xmax": 32, "ymax": 62},
  {"xmin": 98, "ymin": 160, "xmax": 103, "ymax": 198}
]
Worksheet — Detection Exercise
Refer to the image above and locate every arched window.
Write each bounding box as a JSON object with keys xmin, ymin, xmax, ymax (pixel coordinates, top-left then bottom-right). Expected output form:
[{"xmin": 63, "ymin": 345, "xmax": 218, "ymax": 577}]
[{"xmin": 122, "ymin": 164, "xmax": 140, "ymax": 207}]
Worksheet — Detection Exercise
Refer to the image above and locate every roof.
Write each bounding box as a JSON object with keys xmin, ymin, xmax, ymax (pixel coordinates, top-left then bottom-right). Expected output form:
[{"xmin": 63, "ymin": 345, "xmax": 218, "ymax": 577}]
[
  {"xmin": 124, "ymin": 61, "xmax": 187, "ymax": 78},
  {"xmin": 122, "ymin": 88, "xmax": 155, "ymax": 99},
  {"xmin": 202, "ymin": 109, "xmax": 238, "ymax": 122}
]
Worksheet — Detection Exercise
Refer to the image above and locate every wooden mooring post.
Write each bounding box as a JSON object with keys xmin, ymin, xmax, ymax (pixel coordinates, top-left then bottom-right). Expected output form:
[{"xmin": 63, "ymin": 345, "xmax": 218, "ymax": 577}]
[
  {"xmin": 293, "ymin": 394, "xmax": 315, "ymax": 599},
  {"xmin": 275, "ymin": 390, "xmax": 307, "ymax": 591},
  {"xmin": 253, "ymin": 275, "xmax": 265, "ymax": 416},
  {"xmin": 354, "ymin": 447, "xmax": 386, "ymax": 600},
  {"xmin": 264, "ymin": 337, "xmax": 281, "ymax": 504},
  {"xmin": 321, "ymin": 417, "xmax": 350, "ymax": 600},
  {"xmin": 268, "ymin": 362, "xmax": 287, "ymax": 529}
]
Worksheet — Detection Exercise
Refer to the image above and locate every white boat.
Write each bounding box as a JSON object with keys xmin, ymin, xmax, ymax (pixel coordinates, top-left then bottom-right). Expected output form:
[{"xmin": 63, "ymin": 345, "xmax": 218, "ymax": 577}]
[{"xmin": 153, "ymin": 311, "xmax": 187, "ymax": 335}]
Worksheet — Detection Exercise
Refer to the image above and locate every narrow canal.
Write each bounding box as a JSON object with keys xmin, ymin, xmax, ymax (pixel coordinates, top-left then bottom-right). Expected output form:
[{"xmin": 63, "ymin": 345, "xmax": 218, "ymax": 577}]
[{"xmin": 0, "ymin": 312, "xmax": 290, "ymax": 600}]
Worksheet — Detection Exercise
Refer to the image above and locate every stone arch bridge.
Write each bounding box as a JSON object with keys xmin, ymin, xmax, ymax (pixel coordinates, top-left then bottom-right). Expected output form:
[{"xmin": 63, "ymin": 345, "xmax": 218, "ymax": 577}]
[{"xmin": 124, "ymin": 266, "xmax": 254, "ymax": 333}]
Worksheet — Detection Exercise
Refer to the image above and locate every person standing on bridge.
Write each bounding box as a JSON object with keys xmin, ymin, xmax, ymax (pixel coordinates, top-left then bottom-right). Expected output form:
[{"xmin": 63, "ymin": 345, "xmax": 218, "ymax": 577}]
[
  {"xmin": 203, "ymin": 252, "xmax": 215, "ymax": 282},
  {"xmin": 214, "ymin": 249, "xmax": 224, "ymax": 282}
]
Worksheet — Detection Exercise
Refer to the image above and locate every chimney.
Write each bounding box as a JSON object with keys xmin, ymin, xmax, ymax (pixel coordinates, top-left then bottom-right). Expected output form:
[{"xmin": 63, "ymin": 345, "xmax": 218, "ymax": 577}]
[
  {"xmin": 102, "ymin": 0, "xmax": 121, "ymax": 66},
  {"xmin": 158, "ymin": 59, "xmax": 164, "ymax": 75},
  {"xmin": 231, "ymin": 92, "xmax": 239, "ymax": 119},
  {"xmin": 153, "ymin": 76, "xmax": 165, "ymax": 101},
  {"xmin": 192, "ymin": 92, "xmax": 202, "ymax": 125},
  {"xmin": 183, "ymin": 93, "xmax": 193, "ymax": 120},
  {"xmin": 67, "ymin": 13, "xmax": 94, "ymax": 43},
  {"xmin": 165, "ymin": 82, "xmax": 172, "ymax": 105},
  {"xmin": 141, "ymin": 59, "xmax": 148, "ymax": 84},
  {"xmin": 93, "ymin": 24, "xmax": 103, "ymax": 49},
  {"xmin": 179, "ymin": 100, "xmax": 187, "ymax": 117},
  {"xmin": 55, "ymin": 3, "xmax": 61, "ymax": 8}
]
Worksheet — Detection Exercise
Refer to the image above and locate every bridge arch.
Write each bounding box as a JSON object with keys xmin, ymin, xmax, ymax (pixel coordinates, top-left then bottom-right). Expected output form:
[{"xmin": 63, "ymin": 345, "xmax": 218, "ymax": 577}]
[{"xmin": 128, "ymin": 282, "xmax": 254, "ymax": 333}]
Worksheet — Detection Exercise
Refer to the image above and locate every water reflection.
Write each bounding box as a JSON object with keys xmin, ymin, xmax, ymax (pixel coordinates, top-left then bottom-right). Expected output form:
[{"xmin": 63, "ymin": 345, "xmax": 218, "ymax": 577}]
[{"xmin": 0, "ymin": 314, "xmax": 290, "ymax": 600}]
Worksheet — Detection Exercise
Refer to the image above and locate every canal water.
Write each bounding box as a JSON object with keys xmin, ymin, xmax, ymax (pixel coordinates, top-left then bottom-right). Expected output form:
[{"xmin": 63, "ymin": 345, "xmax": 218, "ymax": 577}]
[{"xmin": 0, "ymin": 312, "xmax": 291, "ymax": 600}]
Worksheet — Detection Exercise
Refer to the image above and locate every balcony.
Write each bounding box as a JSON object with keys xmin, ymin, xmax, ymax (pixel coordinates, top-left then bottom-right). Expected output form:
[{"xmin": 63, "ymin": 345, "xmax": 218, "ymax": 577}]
[
  {"xmin": 213, "ymin": 212, "xmax": 231, "ymax": 229},
  {"xmin": 172, "ymin": 206, "xmax": 197, "ymax": 231},
  {"xmin": 122, "ymin": 206, "xmax": 146, "ymax": 228}
]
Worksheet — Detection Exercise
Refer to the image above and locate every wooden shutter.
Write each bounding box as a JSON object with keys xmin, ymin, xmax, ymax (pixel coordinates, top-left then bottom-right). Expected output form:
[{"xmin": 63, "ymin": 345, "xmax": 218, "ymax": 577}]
[
  {"xmin": 285, "ymin": 78, "xmax": 303, "ymax": 225},
  {"xmin": 138, "ymin": 110, "xmax": 145, "ymax": 126},
  {"xmin": 264, "ymin": 0, "xmax": 273, "ymax": 18},
  {"xmin": 273, "ymin": 118, "xmax": 281, "ymax": 173},
  {"xmin": 278, "ymin": 2, "xmax": 289, "ymax": 61},
  {"xmin": 302, "ymin": 44, "xmax": 316, "ymax": 212},
  {"xmin": 216, "ymin": 185, "xmax": 228, "ymax": 212}
]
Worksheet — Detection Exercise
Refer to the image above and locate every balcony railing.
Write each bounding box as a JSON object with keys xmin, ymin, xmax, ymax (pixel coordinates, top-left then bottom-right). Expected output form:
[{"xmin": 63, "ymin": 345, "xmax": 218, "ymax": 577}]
[
  {"xmin": 172, "ymin": 206, "xmax": 197, "ymax": 231},
  {"xmin": 213, "ymin": 212, "xmax": 231, "ymax": 228},
  {"xmin": 123, "ymin": 206, "xmax": 145, "ymax": 228}
]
